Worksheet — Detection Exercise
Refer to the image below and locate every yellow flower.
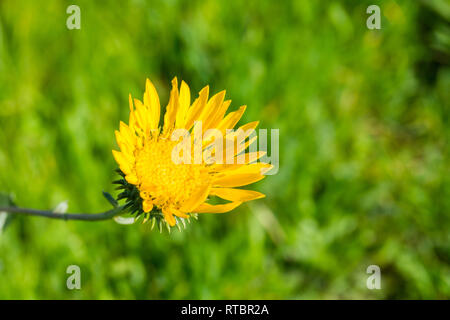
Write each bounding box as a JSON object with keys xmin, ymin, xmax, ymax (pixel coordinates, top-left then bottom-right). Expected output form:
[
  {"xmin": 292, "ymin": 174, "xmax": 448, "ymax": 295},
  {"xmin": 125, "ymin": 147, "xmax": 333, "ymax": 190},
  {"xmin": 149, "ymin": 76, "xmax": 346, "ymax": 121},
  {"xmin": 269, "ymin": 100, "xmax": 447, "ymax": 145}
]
[{"xmin": 113, "ymin": 77, "xmax": 271, "ymax": 227}]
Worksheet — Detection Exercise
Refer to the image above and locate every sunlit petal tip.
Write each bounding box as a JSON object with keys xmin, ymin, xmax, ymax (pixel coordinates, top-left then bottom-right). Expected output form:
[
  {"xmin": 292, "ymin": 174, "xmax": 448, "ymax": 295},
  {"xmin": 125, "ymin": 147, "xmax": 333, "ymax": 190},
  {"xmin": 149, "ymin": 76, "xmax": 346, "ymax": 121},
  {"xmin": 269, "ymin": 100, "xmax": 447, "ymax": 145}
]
[
  {"xmin": 200, "ymin": 85, "xmax": 209, "ymax": 96},
  {"xmin": 210, "ymin": 188, "xmax": 265, "ymax": 202},
  {"xmin": 128, "ymin": 94, "xmax": 134, "ymax": 111}
]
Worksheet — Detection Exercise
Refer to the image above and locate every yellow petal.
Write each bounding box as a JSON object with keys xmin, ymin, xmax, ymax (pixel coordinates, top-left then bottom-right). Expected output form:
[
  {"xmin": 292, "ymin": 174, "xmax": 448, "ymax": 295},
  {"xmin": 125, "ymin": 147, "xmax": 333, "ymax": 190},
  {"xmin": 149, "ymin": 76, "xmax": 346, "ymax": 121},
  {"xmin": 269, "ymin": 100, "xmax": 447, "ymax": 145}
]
[
  {"xmin": 112, "ymin": 150, "xmax": 132, "ymax": 175},
  {"xmin": 144, "ymin": 78, "xmax": 161, "ymax": 129},
  {"xmin": 202, "ymin": 100, "xmax": 233, "ymax": 144},
  {"xmin": 128, "ymin": 94, "xmax": 137, "ymax": 130},
  {"xmin": 212, "ymin": 151, "xmax": 266, "ymax": 171},
  {"xmin": 128, "ymin": 93, "xmax": 134, "ymax": 111},
  {"xmin": 180, "ymin": 185, "xmax": 211, "ymax": 212},
  {"xmin": 212, "ymin": 163, "xmax": 272, "ymax": 187},
  {"xmin": 119, "ymin": 121, "xmax": 137, "ymax": 147},
  {"xmin": 200, "ymin": 90, "xmax": 226, "ymax": 131},
  {"xmin": 171, "ymin": 208, "xmax": 190, "ymax": 219},
  {"xmin": 125, "ymin": 174, "xmax": 138, "ymax": 185},
  {"xmin": 175, "ymin": 80, "xmax": 191, "ymax": 128},
  {"xmin": 213, "ymin": 173, "xmax": 265, "ymax": 187},
  {"xmin": 163, "ymin": 77, "xmax": 179, "ymax": 134},
  {"xmin": 203, "ymin": 120, "xmax": 258, "ymax": 157},
  {"xmin": 207, "ymin": 99, "xmax": 232, "ymax": 130},
  {"xmin": 184, "ymin": 85, "xmax": 209, "ymax": 130},
  {"xmin": 225, "ymin": 121, "xmax": 259, "ymax": 140},
  {"xmin": 133, "ymin": 98, "xmax": 149, "ymax": 135},
  {"xmin": 239, "ymin": 151, "xmax": 267, "ymax": 164},
  {"xmin": 210, "ymin": 188, "xmax": 265, "ymax": 202},
  {"xmin": 162, "ymin": 208, "xmax": 177, "ymax": 226},
  {"xmin": 221, "ymin": 135, "xmax": 258, "ymax": 161},
  {"xmin": 194, "ymin": 201, "xmax": 242, "ymax": 213},
  {"xmin": 216, "ymin": 105, "xmax": 247, "ymax": 133},
  {"xmin": 143, "ymin": 199, "xmax": 153, "ymax": 212},
  {"xmin": 115, "ymin": 130, "xmax": 134, "ymax": 156},
  {"xmin": 129, "ymin": 111, "xmax": 136, "ymax": 132},
  {"xmin": 224, "ymin": 162, "xmax": 273, "ymax": 175}
]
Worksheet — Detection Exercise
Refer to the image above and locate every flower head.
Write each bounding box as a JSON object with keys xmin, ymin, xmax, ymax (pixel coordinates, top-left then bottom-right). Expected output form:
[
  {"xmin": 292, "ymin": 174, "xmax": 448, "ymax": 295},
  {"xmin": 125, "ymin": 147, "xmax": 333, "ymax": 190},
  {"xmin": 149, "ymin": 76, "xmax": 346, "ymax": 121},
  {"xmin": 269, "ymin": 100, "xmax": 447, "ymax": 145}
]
[{"xmin": 113, "ymin": 78, "xmax": 271, "ymax": 229}]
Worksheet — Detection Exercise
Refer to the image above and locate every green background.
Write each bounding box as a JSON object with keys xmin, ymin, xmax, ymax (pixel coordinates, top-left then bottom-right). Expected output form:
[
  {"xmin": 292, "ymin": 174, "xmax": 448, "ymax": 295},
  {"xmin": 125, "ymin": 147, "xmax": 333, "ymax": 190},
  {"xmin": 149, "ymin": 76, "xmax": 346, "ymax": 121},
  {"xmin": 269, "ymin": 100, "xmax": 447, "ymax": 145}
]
[{"xmin": 0, "ymin": 0, "xmax": 449, "ymax": 299}]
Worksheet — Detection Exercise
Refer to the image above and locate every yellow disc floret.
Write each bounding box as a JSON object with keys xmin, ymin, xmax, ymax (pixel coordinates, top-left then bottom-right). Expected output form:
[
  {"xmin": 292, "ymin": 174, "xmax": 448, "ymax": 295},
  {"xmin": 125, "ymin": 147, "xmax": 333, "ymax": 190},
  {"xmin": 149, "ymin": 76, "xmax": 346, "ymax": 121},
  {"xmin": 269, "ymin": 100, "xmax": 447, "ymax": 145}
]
[{"xmin": 135, "ymin": 137, "xmax": 210, "ymax": 216}]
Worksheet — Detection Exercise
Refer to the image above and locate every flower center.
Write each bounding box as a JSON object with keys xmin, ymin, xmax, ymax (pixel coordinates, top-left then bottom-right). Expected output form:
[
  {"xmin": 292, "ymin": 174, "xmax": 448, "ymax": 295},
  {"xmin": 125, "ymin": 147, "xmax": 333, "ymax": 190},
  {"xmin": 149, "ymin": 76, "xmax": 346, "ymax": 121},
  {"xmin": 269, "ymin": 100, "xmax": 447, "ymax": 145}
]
[{"xmin": 135, "ymin": 136, "xmax": 209, "ymax": 209}]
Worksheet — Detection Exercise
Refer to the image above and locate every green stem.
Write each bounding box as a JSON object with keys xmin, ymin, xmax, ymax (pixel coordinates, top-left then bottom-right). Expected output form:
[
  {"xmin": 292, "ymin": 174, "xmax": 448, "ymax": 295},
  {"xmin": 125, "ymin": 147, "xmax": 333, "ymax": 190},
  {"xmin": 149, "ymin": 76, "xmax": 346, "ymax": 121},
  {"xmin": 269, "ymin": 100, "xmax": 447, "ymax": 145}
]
[{"xmin": 0, "ymin": 205, "xmax": 126, "ymax": 221}]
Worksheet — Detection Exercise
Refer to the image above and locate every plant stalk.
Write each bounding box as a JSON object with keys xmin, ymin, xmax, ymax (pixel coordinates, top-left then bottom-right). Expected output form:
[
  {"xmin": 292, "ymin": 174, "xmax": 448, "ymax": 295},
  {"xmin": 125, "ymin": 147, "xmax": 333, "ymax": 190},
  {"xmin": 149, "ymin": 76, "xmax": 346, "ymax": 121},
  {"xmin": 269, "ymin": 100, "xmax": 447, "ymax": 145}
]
[{"xmin": 0, "ymin": 205, "xmax": 126, "ymax": 221}]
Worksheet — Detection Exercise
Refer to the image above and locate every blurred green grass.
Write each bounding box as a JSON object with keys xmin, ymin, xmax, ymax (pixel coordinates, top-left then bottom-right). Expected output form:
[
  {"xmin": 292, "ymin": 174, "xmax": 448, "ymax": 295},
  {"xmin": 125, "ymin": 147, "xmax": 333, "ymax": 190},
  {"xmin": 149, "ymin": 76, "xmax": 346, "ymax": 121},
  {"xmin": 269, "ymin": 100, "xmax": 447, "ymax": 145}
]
[{"xmin": 0, "ymin": 0, "xmax": 449, "ymax": 299}]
